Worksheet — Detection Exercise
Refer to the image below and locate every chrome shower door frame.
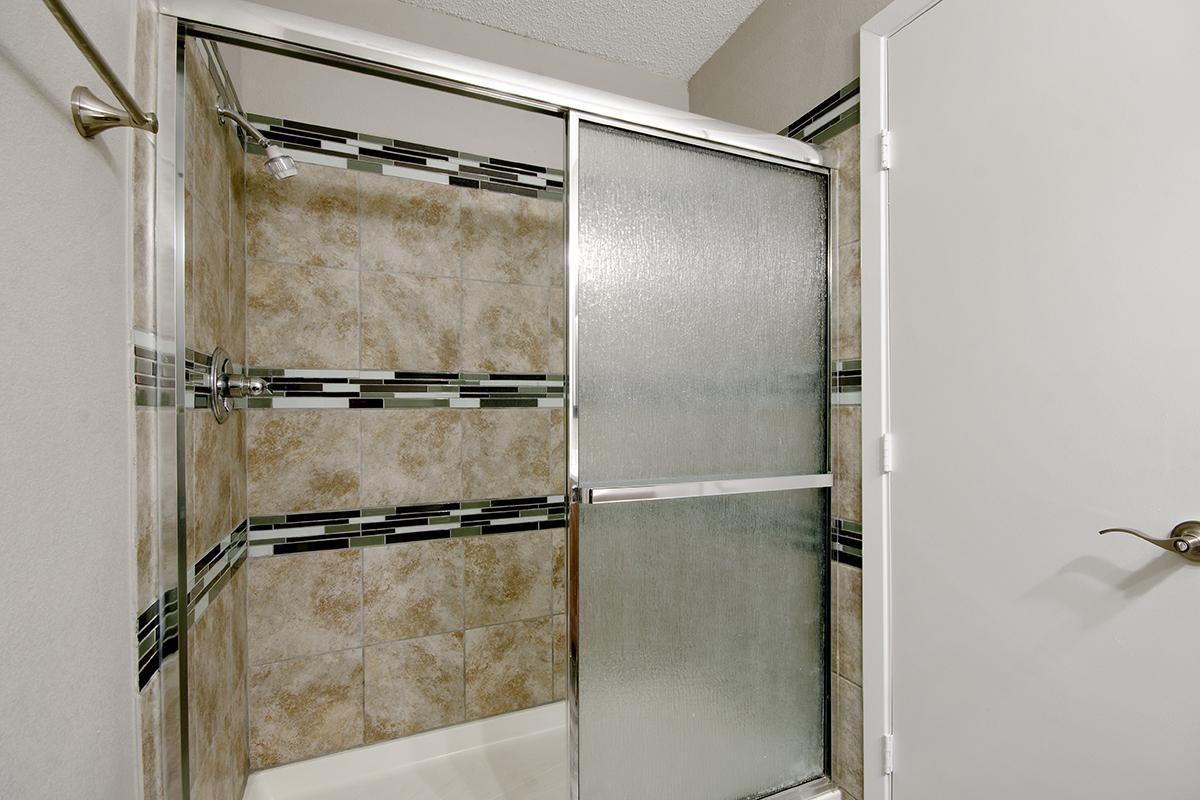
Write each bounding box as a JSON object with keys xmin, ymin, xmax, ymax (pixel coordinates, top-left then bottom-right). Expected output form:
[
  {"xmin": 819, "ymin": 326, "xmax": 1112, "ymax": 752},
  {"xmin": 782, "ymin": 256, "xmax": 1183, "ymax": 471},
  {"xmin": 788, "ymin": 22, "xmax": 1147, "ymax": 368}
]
[
  {"xmin": 158, "ymin": 0, "xmax": 827, "ymax": 168},
  {"xmin": 565, "ymin": 110, "xmax": 836, "ymax": 800},
  {"xmin": 149, "ymin": 14, "xmax": 189, "ymax": 800},
  {"xmin": 152, "ymin": 3, "xmax": 837, "ymax": 798}
]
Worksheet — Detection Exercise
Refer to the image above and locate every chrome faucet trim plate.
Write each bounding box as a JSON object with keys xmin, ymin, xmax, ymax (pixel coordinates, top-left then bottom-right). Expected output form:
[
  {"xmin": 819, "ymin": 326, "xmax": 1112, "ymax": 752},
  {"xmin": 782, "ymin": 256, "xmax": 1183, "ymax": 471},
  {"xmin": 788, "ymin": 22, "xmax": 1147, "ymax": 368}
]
[{"xmin": 207, "ymin": 346, "xmax": 268, "ymax": 423}]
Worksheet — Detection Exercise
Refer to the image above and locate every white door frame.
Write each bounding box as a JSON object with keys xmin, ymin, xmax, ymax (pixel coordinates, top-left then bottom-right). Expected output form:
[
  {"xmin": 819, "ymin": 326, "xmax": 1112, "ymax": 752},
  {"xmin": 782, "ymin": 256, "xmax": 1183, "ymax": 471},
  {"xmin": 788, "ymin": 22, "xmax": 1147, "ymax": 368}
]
[{"xmin": 859, "ymin": 2, "xmax": 944, "ymax": 799}]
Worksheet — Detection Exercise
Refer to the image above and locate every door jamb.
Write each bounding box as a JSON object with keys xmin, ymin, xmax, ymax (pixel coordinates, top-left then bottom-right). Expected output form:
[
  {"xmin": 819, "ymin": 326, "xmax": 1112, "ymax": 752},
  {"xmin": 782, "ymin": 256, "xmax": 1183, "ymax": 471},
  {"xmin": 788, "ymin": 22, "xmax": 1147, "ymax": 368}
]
[{"xmin": 860, "ymin": 2, "xmax": 945, "ymax": 798}]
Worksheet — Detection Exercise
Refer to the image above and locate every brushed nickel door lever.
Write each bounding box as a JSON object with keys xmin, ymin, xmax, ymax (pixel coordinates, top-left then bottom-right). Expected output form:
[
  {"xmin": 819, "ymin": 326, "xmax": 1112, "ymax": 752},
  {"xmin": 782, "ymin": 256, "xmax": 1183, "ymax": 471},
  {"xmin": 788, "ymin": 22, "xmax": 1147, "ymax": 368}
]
[{"xmin": 1099, "ymin": 521, "xmax": 1200, "ymax": 562}]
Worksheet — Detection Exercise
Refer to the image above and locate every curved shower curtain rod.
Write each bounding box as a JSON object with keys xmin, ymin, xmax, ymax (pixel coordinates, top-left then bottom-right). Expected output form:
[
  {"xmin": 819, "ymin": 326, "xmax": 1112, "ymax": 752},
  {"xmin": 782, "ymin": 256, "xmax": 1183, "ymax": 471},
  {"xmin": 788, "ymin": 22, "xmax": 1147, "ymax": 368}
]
[{"xmin": 42, "ymin": 0, "xmax": 158, "ymax": 138}]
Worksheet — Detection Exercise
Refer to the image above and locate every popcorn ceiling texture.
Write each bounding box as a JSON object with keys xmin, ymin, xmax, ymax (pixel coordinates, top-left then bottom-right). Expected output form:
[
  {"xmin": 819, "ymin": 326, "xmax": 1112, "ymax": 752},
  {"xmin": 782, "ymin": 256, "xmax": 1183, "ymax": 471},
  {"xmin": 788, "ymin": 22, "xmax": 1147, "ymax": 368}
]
[{"xmin": 397, "ymin": 0, "xmax": 767, "ymax": 79}]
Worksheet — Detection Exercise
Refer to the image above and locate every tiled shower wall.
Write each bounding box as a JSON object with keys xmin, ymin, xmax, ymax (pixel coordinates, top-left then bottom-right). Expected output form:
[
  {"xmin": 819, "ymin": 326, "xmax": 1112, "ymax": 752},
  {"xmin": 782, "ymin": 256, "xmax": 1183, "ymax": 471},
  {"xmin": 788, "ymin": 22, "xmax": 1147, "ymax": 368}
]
[
  {"xmin": 830, "ymin": 123, "xmax": 863, "ymax": 800},
  {"xmin": 131, "ymin": 1, "xmax": 163, "ymax": 798},
  {"xmin": 131, "ymin": 31, "xmax": 254, "ymax": 800},
  {"xmin": 238, "ymin": 151, "xmax": 567, "ymax": 768},
  {"xmin": 182, "ymin": 40, "xmax": 252, "ymax": 800},
  {"xmin": 785, "ymin": 82, "xmax": 865, "ymax": 800},
  {"xmin": 132, "ymin": 37, "xmax": 571, "ymax": 792}
]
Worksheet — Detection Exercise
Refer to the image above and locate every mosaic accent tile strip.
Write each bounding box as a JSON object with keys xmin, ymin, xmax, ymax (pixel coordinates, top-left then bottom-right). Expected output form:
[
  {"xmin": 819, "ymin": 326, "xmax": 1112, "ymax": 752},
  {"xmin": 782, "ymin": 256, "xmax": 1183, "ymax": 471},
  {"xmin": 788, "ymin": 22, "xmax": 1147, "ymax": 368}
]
[
  {"xmin": 832, "ymin": 518, "xmax": 863, "ymax": 568},
  {"xmin": 781, "ymin": 77, "xmax": 861, "ymax": 145},
  {"xmin": 136, "ymin": 600, "xmax": 161, "ymax": 690},
  {"xmin": 186, "ymin": 521, "xmax": 248, "ymax": 627},
  {"xmin": 248, "ymin": 495, "xmax": 567, "ymax": 557},
  {"xmin": 135, "ymin": 519, "xmax": 246, "ymax": 687},
  {"xmin": 133, "ymin": 329, "xmax": 174, "ymax": 408},
  {"xmin": 181, "ymin": 347, "xmax": 248, "ymax": 411},
  {"xmin": 242, "ymin": 368, "xmax": 565, "ymax": 409},
  {"xmin": 833, "ymin": 358, "xmax": 862, "ymax": 406},
  {"xmin": 184, "ymin": 347, "xmax": 213, "ymax": 403},
  {"xmin": 136, "ymin": 588, "xmax": 179, "ymax": 690},
  {"xmin": 246, "ymin": 113, "xmax": 564, "ymax": 201},
  {"xmin": 131, "ymin": 329, "xmax": 223, "ymax": 409}
]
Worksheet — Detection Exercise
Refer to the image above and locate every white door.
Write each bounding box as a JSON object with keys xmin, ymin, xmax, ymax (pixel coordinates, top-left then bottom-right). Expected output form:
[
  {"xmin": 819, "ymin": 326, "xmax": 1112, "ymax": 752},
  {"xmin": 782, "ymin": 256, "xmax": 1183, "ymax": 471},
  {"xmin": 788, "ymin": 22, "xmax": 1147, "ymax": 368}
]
[{"xmin": 873, "ymin": 0, "xmax": 1200, "ymax": 797}]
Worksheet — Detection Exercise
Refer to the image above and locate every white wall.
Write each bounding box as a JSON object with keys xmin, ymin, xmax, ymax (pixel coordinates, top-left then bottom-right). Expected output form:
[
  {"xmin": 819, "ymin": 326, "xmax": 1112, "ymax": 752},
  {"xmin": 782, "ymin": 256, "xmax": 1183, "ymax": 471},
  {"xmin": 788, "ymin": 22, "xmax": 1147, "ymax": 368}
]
[
  {"xmin": 688, "ymin": 0, "xmax": 890, "ymax": 131},
  {"xmin": 259, "ymin": 0, "xmax": 688, "ymax": 109},
  {"xmin": 232, "ymin": 44, "xmax": 567, "ymax": 169},
  {"xmin": 233, "ymin": 0, "xmax": 688, "ymax": 169},
  {"xmin": 0, "ymin": 2, "xmax": 138, "ymax": 798}
]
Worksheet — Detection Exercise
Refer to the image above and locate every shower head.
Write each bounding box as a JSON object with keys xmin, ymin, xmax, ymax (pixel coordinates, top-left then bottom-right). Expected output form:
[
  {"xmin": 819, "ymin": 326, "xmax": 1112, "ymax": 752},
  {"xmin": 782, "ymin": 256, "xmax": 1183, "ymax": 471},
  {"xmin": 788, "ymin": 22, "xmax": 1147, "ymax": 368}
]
[
  {"xmin": 216, "ymin": 105, "xmax": 299, "ymax": 180},
  {"xmin": 263, "ymin": 145, "xmax": 298, "ymax": 179}
]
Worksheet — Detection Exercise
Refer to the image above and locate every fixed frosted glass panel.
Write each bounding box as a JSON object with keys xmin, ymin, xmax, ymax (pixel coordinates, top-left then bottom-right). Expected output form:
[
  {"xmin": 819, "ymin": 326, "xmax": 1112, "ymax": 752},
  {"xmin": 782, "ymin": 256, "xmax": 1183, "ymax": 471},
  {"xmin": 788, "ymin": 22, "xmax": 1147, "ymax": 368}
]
[
  {"xmin": 576, "ymin": 122, "xmax": 828, "ymax": 485},
  {"xmin": 576, "ymin": 489, "xmax": 828, "ymax": 799}
]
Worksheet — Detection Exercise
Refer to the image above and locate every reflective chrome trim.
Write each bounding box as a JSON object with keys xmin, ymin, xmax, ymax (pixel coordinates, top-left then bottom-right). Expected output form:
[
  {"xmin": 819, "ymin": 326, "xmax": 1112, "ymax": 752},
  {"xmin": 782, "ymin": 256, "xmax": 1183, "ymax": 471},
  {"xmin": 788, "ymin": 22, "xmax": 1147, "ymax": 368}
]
[
  {"xmin": 822, "ymin": 125, "xmax": 837, "ymax": 781},
  {"xmin": 160, "ymin": 0, "xmax": 826, "ymax": 167},
  {"xmin": 564, "ymin": 113, "xmax": 835, "ymax": 797},
  {"xmin": 167, "ymin": 23, "xmax": 192, "ymax": 797},
  {"xmin": 764, "ymin": 777, "xmax": 842, "ymax": 800},
  {"xmin": 565, "ymin": 113, "xmax": 581, "ymax": 491},
  {"xmin": 573, "ymin": 112, "xmax": 831, "ymax": 174},
  {"xmin": 564, "ymin": 110, "xmax": 581, "ymax": 800},
  {"xmin": 583, "ymin": 474, "xmax": 833, "ymax": 504}
]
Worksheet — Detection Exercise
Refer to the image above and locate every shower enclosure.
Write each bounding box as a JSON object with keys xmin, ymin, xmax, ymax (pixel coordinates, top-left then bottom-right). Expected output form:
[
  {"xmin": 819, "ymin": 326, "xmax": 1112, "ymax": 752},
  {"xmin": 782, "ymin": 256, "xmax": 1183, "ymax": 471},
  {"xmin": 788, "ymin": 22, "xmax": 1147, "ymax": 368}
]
[
  {"xmin": 146, "ymin": 2, "xmax": 834, "ymax": 798},
  {"xmin": 571, "ymin": 121, "xmax": 831, "ymax": 799}
]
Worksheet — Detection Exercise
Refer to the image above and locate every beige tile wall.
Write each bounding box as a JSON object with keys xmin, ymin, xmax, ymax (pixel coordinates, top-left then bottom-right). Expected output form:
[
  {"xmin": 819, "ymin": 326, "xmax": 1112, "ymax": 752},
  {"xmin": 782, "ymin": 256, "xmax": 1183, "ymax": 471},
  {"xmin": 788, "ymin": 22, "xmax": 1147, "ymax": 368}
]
[
  {"xmin": 242, "ymin": 162, "xmax": 567, "ymax": 768},
  {"xmin": 139, "ymin": 676, "xmax": 162, "ymax": 800},
  {"xmin": 243, "ymin": 159, "xmax": 563, "ymax": 372},
  {"xmin": 130, "ymin": 0, "xmax": 164, "ymax": 796},
  {"xmin": 827, "ymin": 123, "xmax": 864, "ymax": 800},
  {"xmin": 245, "ymin": 529, "xmax": 567, "ymax": 768},
  {"xmin": 183, "ymin": 39, "xmax": 250, "ymax": 800},
  {"xmin": 245, "ymin": 407, "xmax": 563, "ymax": 515}
]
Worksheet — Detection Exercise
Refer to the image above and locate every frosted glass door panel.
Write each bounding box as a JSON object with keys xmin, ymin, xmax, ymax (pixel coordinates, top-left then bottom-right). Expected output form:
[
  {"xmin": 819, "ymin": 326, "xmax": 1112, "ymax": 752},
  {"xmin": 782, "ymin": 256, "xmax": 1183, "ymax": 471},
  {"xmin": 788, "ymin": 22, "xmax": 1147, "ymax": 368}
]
[
  {"xmin": 576, "ymin": 489, "xmax": 828, "ymax": 799},
  {"xmin": 576, "ymin": 122, "xmax": 828, "ymax": 484}
]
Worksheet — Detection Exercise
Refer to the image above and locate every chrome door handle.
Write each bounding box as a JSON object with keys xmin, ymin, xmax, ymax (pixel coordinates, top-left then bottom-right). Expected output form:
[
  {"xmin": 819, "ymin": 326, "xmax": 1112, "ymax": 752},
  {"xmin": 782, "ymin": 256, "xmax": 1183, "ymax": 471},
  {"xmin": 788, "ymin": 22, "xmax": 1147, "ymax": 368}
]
[
  {"xmin": 580, "ymin": 474, "xmax": 833, "ymax": 504},
  {"xmin": 1099, "ymin": 521, "xmax": 1200, "ymax": 562}
]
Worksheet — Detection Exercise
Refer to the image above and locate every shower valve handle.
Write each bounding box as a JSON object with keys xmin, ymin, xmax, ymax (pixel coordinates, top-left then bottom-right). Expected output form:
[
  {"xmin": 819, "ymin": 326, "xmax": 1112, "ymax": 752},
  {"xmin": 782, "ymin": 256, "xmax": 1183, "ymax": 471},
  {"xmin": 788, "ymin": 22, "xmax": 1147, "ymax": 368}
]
[
  {"xmin": 218, "ymin": 374, "xmax": 269, "ymax": 399},
  {"xmin": 207, "ymin": 346, "xmax": 270, "ymax": 424},
  {"xmin": 1099, "ymin": 521, "xmax": 1200, "ymax": 562}
]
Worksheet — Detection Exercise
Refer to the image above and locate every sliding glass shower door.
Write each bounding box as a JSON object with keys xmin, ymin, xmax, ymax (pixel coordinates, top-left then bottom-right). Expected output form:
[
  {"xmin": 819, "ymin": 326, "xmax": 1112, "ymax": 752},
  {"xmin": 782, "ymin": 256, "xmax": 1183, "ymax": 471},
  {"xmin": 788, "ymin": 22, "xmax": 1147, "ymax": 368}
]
[{"xmin": 568, "ymin": 117, "xmax": 831, "ymax": 800}]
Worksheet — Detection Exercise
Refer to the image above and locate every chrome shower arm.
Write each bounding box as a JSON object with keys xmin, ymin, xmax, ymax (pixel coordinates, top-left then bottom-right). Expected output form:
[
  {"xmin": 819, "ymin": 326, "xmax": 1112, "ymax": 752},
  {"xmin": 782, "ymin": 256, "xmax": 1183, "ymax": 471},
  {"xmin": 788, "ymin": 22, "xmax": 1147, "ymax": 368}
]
[
  {"xmin": 201, "ymin": 39, "xmax": 244, "ymax": 116},
  {"xmin": 216, "ymin": 105, "xmax": 271, "ymax": 148},
  {"xmin": 42, "ymin": 0, "xmax": 157, "ymax": 137},
  {"xmin": 217, "ymin": 107, "xmax": 299, "ymax": 179}
]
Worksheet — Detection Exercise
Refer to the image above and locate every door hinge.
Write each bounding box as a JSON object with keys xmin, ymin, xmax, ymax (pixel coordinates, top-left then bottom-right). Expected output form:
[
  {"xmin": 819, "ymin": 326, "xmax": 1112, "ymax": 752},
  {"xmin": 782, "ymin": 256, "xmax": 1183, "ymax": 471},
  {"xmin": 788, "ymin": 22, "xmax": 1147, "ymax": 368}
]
[
  {"xmin": 881, "ymin": 433, "xmax": 894, "ymax": 474},
  {"xmin": 883, "ymin": 733, "xmax": 895, "ymax": 775},
  {"xmin": 880, "ymin": 129, "xmax": 892, "ymax": 170}
]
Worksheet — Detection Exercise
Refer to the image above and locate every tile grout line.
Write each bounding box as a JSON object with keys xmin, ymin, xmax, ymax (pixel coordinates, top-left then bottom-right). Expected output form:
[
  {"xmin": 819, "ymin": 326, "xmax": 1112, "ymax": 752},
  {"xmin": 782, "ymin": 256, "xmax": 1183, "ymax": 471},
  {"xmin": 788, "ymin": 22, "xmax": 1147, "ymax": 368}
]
[
  {"xmin": 356, "ymin": 167, "xmax": 367, "ymax": 757},
  {"xmin": 239, "ymin": 253, "xmax": 564, "ymax": 290},
  {"xmin": 359, "ymin": 546, "xmax": 366, "ymax": 744},
  {"xmin": 240, "ymin": 143, "xmax": 253, "ymax": 788},
  {"xmin": 245, "ymin": 608, "xmax": 565, "ymax": 672},
  {"xmin": 461, "ymin": 531, "xmax": 468, "ymax": 719}
]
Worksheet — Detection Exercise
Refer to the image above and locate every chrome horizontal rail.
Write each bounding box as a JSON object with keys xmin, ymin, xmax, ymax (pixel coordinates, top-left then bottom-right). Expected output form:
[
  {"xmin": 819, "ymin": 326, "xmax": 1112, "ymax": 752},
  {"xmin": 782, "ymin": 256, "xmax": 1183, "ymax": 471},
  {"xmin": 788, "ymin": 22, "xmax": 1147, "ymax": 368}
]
[
  {"xmin": 582, "ymin": 474, "xmax": 833, "ymax": 504},
  {"xmin": 162, "ymin": 0, "xmax": 826, "ymax": 167}
]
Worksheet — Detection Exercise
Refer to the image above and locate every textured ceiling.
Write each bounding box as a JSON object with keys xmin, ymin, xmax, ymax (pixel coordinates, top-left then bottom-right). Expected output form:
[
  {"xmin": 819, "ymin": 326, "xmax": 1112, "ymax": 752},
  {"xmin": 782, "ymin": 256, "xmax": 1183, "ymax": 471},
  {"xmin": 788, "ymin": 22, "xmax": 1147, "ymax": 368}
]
[{"xmin": 396, "ymin": 0, "xmax": 767, "ymax": 80}]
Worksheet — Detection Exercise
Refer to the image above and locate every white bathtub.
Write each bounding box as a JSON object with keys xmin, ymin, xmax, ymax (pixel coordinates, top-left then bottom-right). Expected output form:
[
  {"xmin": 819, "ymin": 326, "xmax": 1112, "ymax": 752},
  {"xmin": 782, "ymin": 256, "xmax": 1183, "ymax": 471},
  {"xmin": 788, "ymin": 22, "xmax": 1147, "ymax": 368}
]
[
  {"xmin": 241, "ymin": 701, "xmax": 842, "ymax": 800},
  {"xmin": 242, "ymin": 703, "xmax": 568, "ymax": 800}
]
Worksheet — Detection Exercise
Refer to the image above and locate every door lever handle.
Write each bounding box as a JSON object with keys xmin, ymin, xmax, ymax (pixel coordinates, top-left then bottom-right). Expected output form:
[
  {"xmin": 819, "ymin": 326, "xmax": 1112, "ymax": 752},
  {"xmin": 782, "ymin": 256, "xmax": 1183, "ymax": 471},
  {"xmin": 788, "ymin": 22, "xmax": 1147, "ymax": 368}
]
[{"xmin": 1099, "ymin": 521, "xmax": 1200, "ymax": 562}]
